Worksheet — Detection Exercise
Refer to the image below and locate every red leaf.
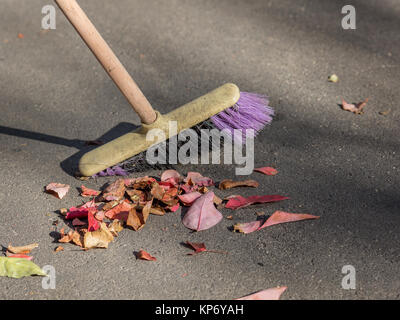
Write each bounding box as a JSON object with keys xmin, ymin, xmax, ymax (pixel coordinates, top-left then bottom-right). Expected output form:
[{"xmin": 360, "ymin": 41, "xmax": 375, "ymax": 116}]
[
  {"xmin": 6, "ymin": 252, "xmax": 33, "ymax": 260},
  {"xmin": 65, "ymin": 207, "xmax": 89, "ymax": 220},
  {"xmin": 45, "ymin": 183, "xmax": 70, "ymax": 199},
  {"xmin": 88, "ymin": 211, "xmax": 100, "ymax": 232},
  {"xmin": 182, "ymin": 192, "xmax": 223, "ymax": 231},
  {"xmin": 104, "ymin": 202, "xmax": 132, "ymax": 221},
  {"xmin": 136, "ymin": 250, "xmax": 157, "ymax": 261},
  {"xmin": 186, "ymin": 242, "xmax": 207, "ymax": 255},
  {"xmin": 80, "ymin": 185, "xmax": 100, "ymax": 197},
  {"xmin": 236, "ymin": 287, "xmax": 287, "ymax": 300},
  {"xmin": 168, "ymin": 203, "xmax": 180, "ymax": 212},
  {"xmin": 254, "ymin": 167, "xmax": 278, "ymax": 176},
  {"xmin": 72, "ymin": 218, "xmax": 87, "ymax": 227},
  {"xmin": 234, "ymin": 211, "xmax": 319, "ymax": 234},
  {"xmin": 225, "ymin": 195, "xmax": 288, "ymax": 210}
]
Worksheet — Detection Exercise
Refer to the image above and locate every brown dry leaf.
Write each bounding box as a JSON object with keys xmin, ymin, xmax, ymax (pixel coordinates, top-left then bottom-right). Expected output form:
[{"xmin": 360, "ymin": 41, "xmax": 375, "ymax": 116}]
[
  {"xmin": 126, "ymin": 206, "xmax": 148, "ymax": 231},
  {"xmin": 150, "ymin": 206, "xmax": 166, "ymax": 216},
  {"xmin": 219, "ymin": 179, "xmax": 259, "ymax": 190},
  {"xmin": 126, "ymin": 189, "xmax": 147, "ymax": 204},
  {"xmin": 213, "ymin": 194, "xmax": 223, "ymax": 206},
  {"xmin": 84, "ymin": 223, "xmax": 114, "ymax": 249},
  {"xmin": 341, "ymin": 98, "xmax": 369, "ymax": 114},
  {"xmin": 108, "ymin": 220, "xmax": 124, "ymax": 237},
  {"xmin": 136, "ymin": 250, "xmax": 157, "ymax": 261},
  {"xmin": 150, "ymin": 183, "xmax": 165, "ymax": 200},
  {"xmin": 379, "ymin": 110, "xmax": 390, "ymax": 116},
  {"xmin": 8, "ymin": 243, "xmax": 39, "ymax": 254},
  {"xmin": 102, "ymin": 179, "xmax": 126, "ymax": 201},
  {"xmin": 54, "ymin": 246, "xmax": 64, "ymax": 252}
]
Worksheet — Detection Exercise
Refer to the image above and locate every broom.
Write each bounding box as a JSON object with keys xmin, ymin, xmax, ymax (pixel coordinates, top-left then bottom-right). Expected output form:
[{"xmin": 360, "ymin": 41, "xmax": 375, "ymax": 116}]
[{"xmin": 55, "ymin": 0, "xmax": 274, "ymax": 177}]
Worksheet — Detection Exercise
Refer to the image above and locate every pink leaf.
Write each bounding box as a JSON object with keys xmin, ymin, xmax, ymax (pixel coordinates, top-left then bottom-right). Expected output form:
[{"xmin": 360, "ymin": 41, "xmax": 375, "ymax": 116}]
[
  {"xmin": 66, "ymin": 207, "xmax": 89, "ymax": 220},
  {"xmin": 234, "ymin": 211, "xmax": 319, "ymax": 234},
  {"xmin": 161, "ymin": 169, "xmax": 181, "ymax": 184},
  {"xmin": 254, "ymin": 167, "xmax": 278, "ymax": 176},
  {"xmin": 178, "ymin": 192, "xmax": 202, "ymax": 206},
  {"xmin": 182, "ymin": 192, "xmax": 223, "ymax": 231},
  {"xmin": 236, "ymin": 287, "xmax": 287, "ymax": 300},
  {"xmin": 72, "ymin": 218, "xmax": 87, "ymax": 227},
  {"xmin": 225, "ymin": 195, "xmax": 289, "ymax": 210},
  {"xmin": 259, "ymin": 210, "xmax": 319, "ymax": 229},
  {"xmin": 45, "ymin": 183, "xmax": 70, "ymax": 199}
]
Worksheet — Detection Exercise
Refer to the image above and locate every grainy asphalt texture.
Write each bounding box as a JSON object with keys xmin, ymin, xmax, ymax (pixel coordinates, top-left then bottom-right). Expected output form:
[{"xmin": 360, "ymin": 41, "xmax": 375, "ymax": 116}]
[{"xmin": 0, "ymin": 0, "xmax": 399, "ymax": 299}]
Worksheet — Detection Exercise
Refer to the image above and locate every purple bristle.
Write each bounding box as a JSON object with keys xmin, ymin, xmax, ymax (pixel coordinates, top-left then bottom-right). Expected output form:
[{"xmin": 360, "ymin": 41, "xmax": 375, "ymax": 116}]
[{"xmin": 210, "ymin": 92, "xmax": 273, "ymax": 143}]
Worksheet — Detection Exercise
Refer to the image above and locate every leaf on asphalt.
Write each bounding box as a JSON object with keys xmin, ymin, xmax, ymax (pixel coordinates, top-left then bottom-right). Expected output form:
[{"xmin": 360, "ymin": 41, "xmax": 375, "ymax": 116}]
[
  {"xmin": 234, "ymin": 211, "xmax": 320, "ymax": 234},
  {"xmin": 185, "ymin": 242, "xmax": 207, "ymax": 255},
  {"xmin": 136, "ymin": 250, "xmax": 156, "ymax": 261},
  {"xmin": 218, "ymin": 179, "xmax": 259, "ymax": 190},
  {"xmin": 184, "ymin": 172, "xmax": 214, "ymax": 187},
  {"xmin": 104, "ymin": 201, "xmax": 132, "ymax": 221},
  {"xmin": 84, "ymin": 223, "xmax": 114, "ymax": 249},
  {"xmin": 126, "ymin": 206, "xmax": 149, "ymax": 231},
  {"xmin": 88, "ymin": 211, "xmax": 100, "ymax": 232},
  {"xmin": 225, "ymin": 195, "xmax": 289, "ymax": 210},
  {"xmin": 5, "ymin": 252, "xmax": 33, "ymax": 260},
  {"xmin": 80, "ymin": 185, "xmax": 100, "ymax": 197},
  {"xmin": 7, "ymin": 243, "xmax": 39, "ymax": 254},
  {"xmin": 341, "ymin": 98, "xmax": 369, "ymax": 114},
  {"xmin": 58, "ymin": 229, "xmax": 84, "ymax": 247},
  {"xmin": 0, "ymin": 257, "xmax": 47, "ymax": 279},
  {"xmin": 182, "ymin": 192, "xmax": 223, "ymax": 231},
  {"xmin": 45, "ymin": 183, "xmax": 70, "ymax": 199},
  {"xmin": 54, "ymin": 246, "xmax": 64, "ymax": 252},
  {"xmin": 236, "ymin": 287, "xmax": 287, "ymax": 300},
  {"xmin": 102, "ymin": 179, "xmax": 126, "ymax": 201},
  {"xmin": 254, "ymin": 167, "xmax": 278, "ymax": 176}
]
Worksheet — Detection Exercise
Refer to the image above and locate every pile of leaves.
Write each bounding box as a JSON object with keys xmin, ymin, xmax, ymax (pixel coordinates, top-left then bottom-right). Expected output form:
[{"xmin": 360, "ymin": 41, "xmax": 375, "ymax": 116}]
[{"xmin": 46, "ymin": 168, "xmax": 319, "ymax": 252}]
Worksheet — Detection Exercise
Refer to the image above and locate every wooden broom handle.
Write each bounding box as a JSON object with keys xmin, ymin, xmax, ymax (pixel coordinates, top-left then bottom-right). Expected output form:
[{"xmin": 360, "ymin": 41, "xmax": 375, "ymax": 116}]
[{"xmin": 55, "ymin": 0, "xmax": 157, "ymax": 124}]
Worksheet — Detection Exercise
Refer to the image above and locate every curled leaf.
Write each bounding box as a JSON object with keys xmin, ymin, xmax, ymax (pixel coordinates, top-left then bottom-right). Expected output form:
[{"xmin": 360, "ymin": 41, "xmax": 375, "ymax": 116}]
[
  {"xmin": 102, "ymin": 179, "xmax": 126, "ymax": 201},
  {"xmin": 254, "ymin": 167, "xmax": 278, "ymax": 176},
  {"xmin": 80, "ymin": 185, "xmax": 100, "ymax": 197},
  {"xmin": 218, "ymin": 179, "xmax": 259, "ymax": 190},
  {"xmin": 7, "ymin": 243, "xmax": 39, "ymax": 254},
  {"xmin": 341, "ymin": 98, "xmax": 369, "ymax": 114},
  {"xmin": 83, "ymin": 222, "xmax": 114, "ymax": 249},
  {"xmin": 45, "ymin": 183, "xmax": 70, "ymax": 199},
  {"xmin": 136, "ymin": 250, "xmax": 156, "ymax": 261}
]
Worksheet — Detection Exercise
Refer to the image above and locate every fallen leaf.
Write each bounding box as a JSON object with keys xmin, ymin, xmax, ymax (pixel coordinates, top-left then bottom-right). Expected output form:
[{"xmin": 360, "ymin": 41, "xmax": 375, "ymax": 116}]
[
  {"xmin": 17, "ymin": 33, "xmax": 24, "ymax": 39},
  {"xmin": 178, "ymin": 192, "xmax": 202, "ymax": 206},
  {"xmin": 72, "ymin": 218, "xmax": 87, "ymax": 227},
  {"xmin": 161, "ymin": 169, "xmax": 181, "ymax": 184},
  {"xmin": 59, "ymin": 208, "xmax": 68, "ymax": 215},
  {"xmin": 218, "ymin": 179, "xmax": 259, "ymax": 190},
  {"xmin": 234, "ymin": 211, "xmax": 320, "ymax": 234},
  {"xmin": 0, "ymin": 257, "xmax": 47, "ymax": 279},
  {"xmin": 379, "ymin": 110, "xmax": 390, "ymax": 116},
  {"xmin": 184, "ymin": 172, "xmax": 214, "ymax": 187},
  {"xmin": 104, "ymin": 201, "xmax": 132, "ymax": 221},
  {"xmin": 254, "ymin": 167, "xmax": 278, "ymax": 176},
  {"xmin": 102, "ymin": 179, "xmax": 126, "ymax": 201},
  {"xmin": 236, "ymin": 287, "xmax": 287, "ymax": 300},
  {"xmin": 185, "ymin": 242, "xmax": 207, "ymax": 255},
  {"xmin": 54, "ymin": 246, "xmax": 64, "ymax": 252},
  {"xmin": 182, "ymin": 192, "xmax": 223, "ymax": 231},
  {"xmin": 225, "ymin": 195, "xmax": 289, "ymax": 210},
  {"xmin": 136, "ymin": 250, "xmax": 156, "ymax": 261},
  {"xmin": 5, "ymin": 252, "xmax": 33, "ymax": 261},
  {"xmin": 108, "ymin": 220, "xmax": 124, "ymax": 237},
  {"xmin": 65, "ymin": 207, "xmax": 90, "ymax": 220},
  {"xmin": 45, "ymin": 183, "xmax": 70, "ymax": 199},
  {"xmin": 88, "ymin": 211, "xmax": 100, "ymax": 232},
  {"xmin": 7, "ymin": 243, "xmax": 39, "ymax": 254},
  {"xmin": 84, "ymin": 223, "xmax": 114, "ymax": 249},
  {"xmin": 341, "ymin": 98, "xmax": 369, "ymax": 114},
  {"xmin": 126, "ymin": 205, "xmax": 149, "ymax": 231},
  {"xmin": 328, "ymin": 74, "xmax": 339, "ymax": 83},
  {"xmin": 80, "ymin": 185, "xmax": 100, "ymax": 197}
]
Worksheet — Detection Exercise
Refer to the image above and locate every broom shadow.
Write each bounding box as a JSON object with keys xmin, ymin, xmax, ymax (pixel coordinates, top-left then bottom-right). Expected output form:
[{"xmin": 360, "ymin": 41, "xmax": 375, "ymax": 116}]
[{"xmin": 0, "ymin": 123, "xmax": 139, "ymax": 177}]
